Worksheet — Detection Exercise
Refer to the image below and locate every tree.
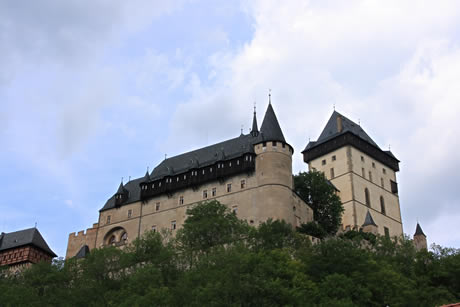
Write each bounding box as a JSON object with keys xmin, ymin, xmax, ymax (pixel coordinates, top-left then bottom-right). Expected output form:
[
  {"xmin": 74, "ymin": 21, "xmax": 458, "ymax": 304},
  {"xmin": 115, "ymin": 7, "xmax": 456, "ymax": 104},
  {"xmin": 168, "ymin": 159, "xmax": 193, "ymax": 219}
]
[{"xmin": 294, "ymin": 170, "xmax": 344, "ymax": 238}]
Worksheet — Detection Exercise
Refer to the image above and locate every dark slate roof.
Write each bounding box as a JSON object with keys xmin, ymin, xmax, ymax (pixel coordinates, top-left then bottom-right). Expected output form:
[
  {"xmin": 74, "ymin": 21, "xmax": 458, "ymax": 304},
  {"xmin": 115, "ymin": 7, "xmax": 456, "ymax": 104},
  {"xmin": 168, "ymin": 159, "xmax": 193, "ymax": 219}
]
[
  {"xmin": 303, "ymin": 111, "xmax": 379, "ymax": 151},
  {"xmin": 362, "ymin": 211, "xmax": 377, "ymax": 227},
  {"xmin": 259, "ymin": 103, "xmax": 286, "ymax": 143},
  {"xmin": 414, "ymin": 223, "xmax": 426, "ymax": 237},
  {"xmin": 75, "ymin": 245, "xmax": 90, "ymax": 259},
  {"xmin": 251, "ymin": 111, "xmax": 259, "ymax": 135},
  {"xmin": 101, "ymin": 177, "xmax": 145, "ymax": 211},
  {"xmin": 116, "ymin": 182, "xmax": 126, "ymax": 194},
  {"xmin": 0, "ymin": 228, "xmax": 57, "ymax": 257}
]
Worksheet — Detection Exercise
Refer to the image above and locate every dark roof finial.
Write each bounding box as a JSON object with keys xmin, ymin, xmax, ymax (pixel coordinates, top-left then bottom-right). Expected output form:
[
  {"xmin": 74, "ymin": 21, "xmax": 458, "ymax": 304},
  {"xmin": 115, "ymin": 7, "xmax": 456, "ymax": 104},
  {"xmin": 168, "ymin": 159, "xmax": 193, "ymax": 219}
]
[{"xmin": 268, "ymin": 89, "xmax": 272, "ymax": 104}]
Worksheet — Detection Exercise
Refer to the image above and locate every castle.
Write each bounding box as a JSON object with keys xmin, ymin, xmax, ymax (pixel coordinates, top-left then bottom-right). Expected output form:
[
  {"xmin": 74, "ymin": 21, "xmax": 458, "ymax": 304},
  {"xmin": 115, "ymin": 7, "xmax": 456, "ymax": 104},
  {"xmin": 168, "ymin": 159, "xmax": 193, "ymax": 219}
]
[
  {"xmin": 66, "ymin": 99, "xmax": 314, "ymax": 258},
  {"xmin": 66, "ymin": 99, "xmax": 418, "ymax": 259}
]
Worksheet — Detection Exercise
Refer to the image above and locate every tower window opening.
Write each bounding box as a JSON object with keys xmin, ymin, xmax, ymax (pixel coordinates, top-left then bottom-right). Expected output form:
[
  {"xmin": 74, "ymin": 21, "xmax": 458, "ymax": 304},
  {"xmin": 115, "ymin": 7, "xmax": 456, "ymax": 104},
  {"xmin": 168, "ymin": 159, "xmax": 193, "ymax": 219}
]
[
  {"xmin": 332, "ymin": 155, "xmax": 336, "ymax": 161},
  {"xmin": 203, "ymin": 190, "xmax": 208, "ymax": 199},
  {"xmin": 380, "ymin": 196, "xmax": 386, "ymax": 215},
  {"xmin": 241, "ymin": 180, "xmax": 246, "ymax": 189},
  {"xmin": 365, "ymin": 188, "xmax": 371, "ymax": 207},
  {"xmin": 212, "ymin": 187, "xmax": 216, "ymax": 197},
  {"xmin": 227, "ymin": 183, "xmax": 232, "ymax": 193},
  {"xmin": 179, "ymin": 196, "xmax": 184, "ymax": 205},
  {"xmin": 384, "ymin": 227, "xmax": 390, "ymax": 238},
  {"xmin": 362, "ymin": 168, "xmax": 365, "ymax": 178},
  {"xmin": 171, "ymin": 220, "xmax": 176, "ymax": 230},
  {"xmin": 156, "ymin": 202, "xmax": 160, "ymax": 211},
  {"xmin": 372, "ymin": 162, "xmax": 375, "ymax": 168},
  {"xmin": 361, "ymin": 156, "xmax": 365, "ymax": 162},
  {"xmin": 383, "ymin": 168, "xmax": 386, "ymax": 174},
  {"xmin": 282, "ymin": 143, "xmax": 286, "ymax": 148},
  {"xmin": 322, "ymin": 159, "xmax": 326, "ymax": 165},
  {"xmin": 128, "ymin": 210, "xmax": 132, "ymax": 218},
  {"xmin": 272, "ymin": 141, "xmax": 277, "ymax": 146}
]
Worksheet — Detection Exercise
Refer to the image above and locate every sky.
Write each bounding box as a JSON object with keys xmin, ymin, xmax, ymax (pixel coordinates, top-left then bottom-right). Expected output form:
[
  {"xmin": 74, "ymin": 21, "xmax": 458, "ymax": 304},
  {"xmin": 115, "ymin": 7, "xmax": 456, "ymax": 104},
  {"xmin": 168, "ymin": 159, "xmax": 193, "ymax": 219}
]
[{"xmin": 1, "ymin": 0, "xmax": 460, "ymax": 257}]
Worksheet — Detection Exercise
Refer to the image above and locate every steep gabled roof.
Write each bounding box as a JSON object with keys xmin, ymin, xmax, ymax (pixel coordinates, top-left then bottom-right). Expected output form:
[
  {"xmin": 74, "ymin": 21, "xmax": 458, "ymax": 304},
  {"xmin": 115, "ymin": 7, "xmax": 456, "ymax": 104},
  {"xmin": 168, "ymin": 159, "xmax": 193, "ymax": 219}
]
[
  {"xmin": 0, "ymin": 228, "xmax": 57, "ymax": 257},
  {"xmin": 259, "ymin": 103, "xmax": 286, "ymax": 143},
  {"xmin": 315, "ymin": 111, "xmax": 379, "ymax": 148},
  {"xmin": 414, "ymin": 223, "xmax": 426, "ymax": 237},
  {"xmin": 362, "ymin": 211, "xmax": 377, "ymax": 227}
]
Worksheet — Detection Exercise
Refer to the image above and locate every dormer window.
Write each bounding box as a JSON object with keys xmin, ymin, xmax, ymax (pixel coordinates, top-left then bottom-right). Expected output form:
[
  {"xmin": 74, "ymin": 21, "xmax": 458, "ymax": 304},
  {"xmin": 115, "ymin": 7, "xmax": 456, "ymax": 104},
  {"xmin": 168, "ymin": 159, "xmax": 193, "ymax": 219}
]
[
  {"xmin": 237, "ymin": 160, "xmax": 240, "ymax": 165},
  {"xmin": 152, "ymin": 183, "xmax": 155, "ymax": 188},
  {"xmin": 202, "ymin": 169, "xmax": 205, "ymax": 175},
  {"xmin": 184, "ymin": 175, "xmax": 187, "ymax": 180},
  {"xmin": 210, "ymin": 167, "xmax": 213, "ymax": 172},
  {"xmin": 229, "ymin": 162, "xmax": 232, "ymax": 167}
]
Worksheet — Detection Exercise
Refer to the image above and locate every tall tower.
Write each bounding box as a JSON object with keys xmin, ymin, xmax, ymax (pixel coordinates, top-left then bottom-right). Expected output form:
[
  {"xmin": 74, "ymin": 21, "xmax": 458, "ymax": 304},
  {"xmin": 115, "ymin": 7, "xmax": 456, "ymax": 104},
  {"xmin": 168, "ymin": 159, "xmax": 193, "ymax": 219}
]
[{"xmin": 302, "ymin": 111, "xmax": 403, "ymax": 237}]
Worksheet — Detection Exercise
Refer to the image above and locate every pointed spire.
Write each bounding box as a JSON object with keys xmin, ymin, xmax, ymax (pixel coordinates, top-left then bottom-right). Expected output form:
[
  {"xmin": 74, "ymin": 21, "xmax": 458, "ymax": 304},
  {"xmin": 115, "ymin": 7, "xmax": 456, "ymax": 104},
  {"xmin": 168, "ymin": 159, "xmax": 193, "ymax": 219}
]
[
  {"xmin": 414, "ymin": 223, "xmax": 426, "ymax": 237},
  {"xmin": 117, "ymin": 182, "xmax": 126, "ymax": 194},
  {"xmin": 362, "ymin": 210, "xmax": 377, "ymax": 227},
  {"xmin": 251, "ymin": 103, "xmax": 259, "ymax": 137},
  {"xmin": 259, "ymin": 101, "xmax": 286, "ymax": 143},
  {"xmin": 143, "ymin": 170, "xmax": 150, "ymax": 182}
]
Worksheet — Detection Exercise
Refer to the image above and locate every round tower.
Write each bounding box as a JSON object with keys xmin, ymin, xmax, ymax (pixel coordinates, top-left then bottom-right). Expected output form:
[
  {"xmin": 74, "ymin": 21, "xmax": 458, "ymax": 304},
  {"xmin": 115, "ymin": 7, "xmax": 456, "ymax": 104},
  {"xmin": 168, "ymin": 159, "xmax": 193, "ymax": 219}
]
[{"xmin": 251, "ymin": 99, "xmax": 296, "ymax": 224}]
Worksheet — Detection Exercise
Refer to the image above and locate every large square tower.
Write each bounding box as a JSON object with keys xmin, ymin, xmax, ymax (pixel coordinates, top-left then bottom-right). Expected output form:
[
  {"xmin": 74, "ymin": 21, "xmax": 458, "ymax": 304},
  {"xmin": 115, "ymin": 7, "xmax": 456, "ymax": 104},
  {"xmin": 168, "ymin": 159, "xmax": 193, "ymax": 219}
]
[{"xmin": 302, "ymin": 111, "xmax": 403, "ymax": 237}]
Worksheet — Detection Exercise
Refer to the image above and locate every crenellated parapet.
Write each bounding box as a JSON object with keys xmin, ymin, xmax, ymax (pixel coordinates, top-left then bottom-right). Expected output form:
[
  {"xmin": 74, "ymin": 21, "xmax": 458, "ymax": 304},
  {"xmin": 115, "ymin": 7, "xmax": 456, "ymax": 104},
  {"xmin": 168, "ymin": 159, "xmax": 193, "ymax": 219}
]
[{"xmin": 66, "ymin": 223, "xmax": 99, "ymax": 259}]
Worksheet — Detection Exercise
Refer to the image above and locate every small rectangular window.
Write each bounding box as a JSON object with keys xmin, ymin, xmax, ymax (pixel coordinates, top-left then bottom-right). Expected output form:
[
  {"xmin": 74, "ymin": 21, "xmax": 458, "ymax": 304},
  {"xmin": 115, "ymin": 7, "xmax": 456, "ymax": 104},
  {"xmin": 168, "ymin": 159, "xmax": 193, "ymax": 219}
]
[
  {"xmin": 202, "ymin": 169, "xmax": 205, "ymax": 175},
  {"xmin": 332, "ymin": 155, "xmax": 336, "ymax": 161},
  {"xmin": 322, "ymin": 159, "xmax": 326, "ymax": 165},
  {"xmin": 330, "ymin": 168, "xmax": 335, "ymax": 179},
  {"xmin": 156, "ymin": 202, "xmax": 160, "ymax": 211},
  {"xmin": 184, "ymin": 175, "xmax": 187, "ymax": 180},
  {"xmin": 227, "ymin": 183, "xmax": 232, "ymax": 193},
  {"xmin": 128, "ymin": 209, "xmax": 132, "ymax": 218},
  {"xmin": 229, "ymin": 162, "xmax": 232, "ymax": 167},
  {"xmin": 384, "ymin": 227, "xmax": 390, "ymax": 238},
  {"xmin": 237, "ymin": 160, "xmax": 240, "ymax": 165},
  {"xmin": 232, "ymin": 206, "xmax": 238, "ymax": 214},
  {"xmin": 372, "ymin": 162, "xmax": 375, "ymax": 168},
  {"xmin": 282, "ymin": 143, "xmax": 286, "ymax": 148},
  {"xmin": 369, "ymin": 171, "xmax": 372, "ymax": 182},
  {"xmin": 177, "ymin": 177, "xmax": 179, "ymax": 182},
  {"xmin": 212, "ymin": 187, "xmax": 216, "ymax": 197},
  {"xmin": 203, "ymin": 190, "xmax": 208, "ymax": 199},
  {"xmin": 107, "ymin": 215, "xmax": 111, "ymax": 224},
  {"xmin": 381, "ymin": 178, "xmax": 384, "ymax": 188},
  {"xmin": 390, "ymin": 180, "xmax": 398, "ymax": 194},
  {"xmin": 361, "ymin": 156, "xmax": 365, "ymax": 162},
  {"xmin": 210, "ymin": 167, "xmax": 212, "ymax": 172},
  {"xmin": 362, "ymin": 168, "xmax": 365, "ymax": 178},
  {"xmin": 152, "ymin": 225, "xmax": 157, "ymax": 233},
  {"xmin": 263, "ymin": 142, "xmax": 267, "ymax": 147},
  {"xmin": 383, "ymin": 168, "xmax": 386, "ymax": 174},
  {"xmin": 179, "ymin": 196, "xmax": 184, "ymax": 205},
  {"xmin": 171, "ymin": 220, "xmax": 176, "ymax": 230},
  {"xmin": 241, "ymin": 179, "xmax": 246, "ymax": 189},
  {"xmin": 272, "ymin": 141, "xmax": 277, "ymax": 146}
]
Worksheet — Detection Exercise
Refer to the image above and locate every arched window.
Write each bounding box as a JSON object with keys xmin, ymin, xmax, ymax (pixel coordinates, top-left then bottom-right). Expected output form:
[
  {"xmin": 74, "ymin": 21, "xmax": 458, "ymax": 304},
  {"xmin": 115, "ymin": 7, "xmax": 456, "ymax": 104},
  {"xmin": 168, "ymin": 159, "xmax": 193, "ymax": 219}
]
[
  {"xmin": 109, "ymin": 235, "xmax": 116, "ymax": 245},
  {"xmin": 365, "ymin": 188, "xmax": 371, "ymax": 207},
  {"xmin": 380, "ymin": 196, "xmax": 386, "ymax": 215}
]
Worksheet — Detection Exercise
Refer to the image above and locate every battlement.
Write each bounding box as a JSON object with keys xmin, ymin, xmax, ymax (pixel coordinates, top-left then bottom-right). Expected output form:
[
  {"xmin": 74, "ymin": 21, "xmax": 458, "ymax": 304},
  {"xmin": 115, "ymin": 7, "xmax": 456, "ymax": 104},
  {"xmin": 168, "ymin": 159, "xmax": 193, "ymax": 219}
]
[{"xmin": 66, "ymin": 223, "xmax": 99, "ymax": 259}]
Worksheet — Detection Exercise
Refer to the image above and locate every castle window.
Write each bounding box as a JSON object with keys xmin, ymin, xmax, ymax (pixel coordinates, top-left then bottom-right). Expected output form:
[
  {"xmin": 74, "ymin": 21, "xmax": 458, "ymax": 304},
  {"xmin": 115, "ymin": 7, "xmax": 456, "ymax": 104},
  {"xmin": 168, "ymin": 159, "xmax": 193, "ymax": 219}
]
[
  {"xmin": 229, "ymin": 162, "xmax": 232, "ymax": 167},
  {"xmin": 390, "ymin": 180, "xmax": 398, "ymax": 194},
  {"xmin": 171, "ymin": 220, "xmax": 176, "ymax": 230},
  {"xmin": 202, "ymin": 169, "xmax": 205, "ymax": 175},
  {"xmin": 177, "ymin": 177, "xmax": 179, "ymax": 182},
  {"xmin": 263, "ymin": 142, "xmax": 267, "ymax": 147},
  {"xmin": 330, "ymin": 168, "xmax": 335, "ymax": 179},
  {"xmin": 365, "ymin": 188, "xmax": 371, "ymax": 207},
  {"xmin": 210, "ymin": 167, "xmax": 213, "ymax": 172},
  {"xmin": 382, "ymin": 168, "xmax": 386, "ymax": 174},
  {"xmin": 249, "ymin": 156, "xmax": 252, "ymax": 161},
  {"xmin": 372, "ymin": 162, "xmax": 375, "ymax": 168},
  {"xmin": 227, "ymin": 183, "xmax": 232, "ymax": 193},
  {"xmin": 152, "ymin": 183, "xmax": 155, "ymax": 188},
  {"xmin": 184, "ymin": 175, "xmax": 187, "ymax": 180},
  {"xmin": 121, "ymin": 232, "xmax": 128, "ymax": 241},
  {"xmin": 212, "ymin": 187, "xmax": 216, "ymax": 197},
  {"xmin": 232, "ymin": 206, "xmax": 238, "ymax": 214},
  {"xmin": 218, "ymin": 164, "xmax": 220, "ymax": 169},
  {"xmin": 179, "ymin": 196, "xmax": 184, "ymax": 205},
  {"xmin": 156, "ymin": 202, "xmax": 160, "ymax": 211},
  {"xmin": 361, "ymin": 156, "xmax": 364, "ymax": 162},
  {"xmin": 203, "ymin": 190, "xmax": 208, "ymax": 199},
  {"xmin": 384, "ymin": 227, "xmax": 390, "ymax": 238},
  {"xmin": 322, "ymin": 159, "xmax": 326, "ymax": 165},
  {"xmin": 380, "ymin": 196, "xmax": 386, "ymax": 215},
  {"xmin": 128, "ymin": 210, "xmax": 132, "ymax": 218},
  {"xmin": 107, "ymin": 215, "xmax": 111, "ymax": 224},
  {"xmin": 241, "ymin": 179, "xmax": 246, "ymax": 189},
  {"xmin": 159, "ymin": 182, "xmax": 162, "ymax": 187},
  {"xmin": 381, "ymin": 178, "xmax": 384, "ymax": 188},
  {"xmin": 282, "ymin": 143, "xmax": 286, "ymax": 148},
  {"xmin": 250, "ymin": 220, "xmax": 254, "ymax": 224},
  {"xmin": 332, "ymin": 155, "xmax": 336, "ymax": 161},
  {"xmin": 245, "ymin": 156, "xmax": 248, "ymax": 161},
  {"xmin": 272, "ymin": 141, "xmax": 277, "ymax": 146},
  {"xmin": 237, "ymin": 160, "xmax": 240, "ymax": 165},
  {"xmin": 369, "ymin": 171, "xmax": 372, "ymax": 182},
  {"xmin": 152, "ymin": 225, "xmax": 156, "ymax": 232},
  {"xmin": 362, "ymin": 168, "xmax": 365, "ymax": 178}
]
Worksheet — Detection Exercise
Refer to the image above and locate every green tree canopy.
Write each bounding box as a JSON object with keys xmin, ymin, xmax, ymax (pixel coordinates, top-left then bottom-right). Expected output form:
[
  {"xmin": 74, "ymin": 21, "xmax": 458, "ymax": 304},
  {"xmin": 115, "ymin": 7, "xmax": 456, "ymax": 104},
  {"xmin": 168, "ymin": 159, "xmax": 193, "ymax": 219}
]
[{"xmin": 294, "ymin": 170, "xmax": 344, "ymax": 238}]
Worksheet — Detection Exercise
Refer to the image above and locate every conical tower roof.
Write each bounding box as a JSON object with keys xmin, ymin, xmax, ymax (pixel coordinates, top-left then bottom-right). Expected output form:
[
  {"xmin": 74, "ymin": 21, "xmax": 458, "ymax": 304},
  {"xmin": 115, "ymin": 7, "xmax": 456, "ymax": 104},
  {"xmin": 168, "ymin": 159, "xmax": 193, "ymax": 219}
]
[
  {"xmin": 117, "ymin": 182, "xmax": 126, "ymax": 194},
  {"xmin": 260, "ymin": 102, "xmax": 286, "ymax": 143},
  {"xmin": 251, "ymin": 109, "xmax": 259, "ymax": 136},
  {"xmin": 362, "ymin": 210, "xmax": 377, "ymax": 227},
  {"xmin": 143, "ymin": 170, "xmax": 150, "ymax": 182},
  {"xmin": 414, "ymin": 223, "xmax": 426, "ymax": 237}
]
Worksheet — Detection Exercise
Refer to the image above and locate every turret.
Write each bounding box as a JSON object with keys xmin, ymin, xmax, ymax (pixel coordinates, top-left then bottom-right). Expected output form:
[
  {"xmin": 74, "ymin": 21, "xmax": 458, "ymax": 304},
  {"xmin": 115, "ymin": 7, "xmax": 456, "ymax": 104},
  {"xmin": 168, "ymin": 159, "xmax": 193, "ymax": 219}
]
[
  {"xmin": 361, "ymin": 210, "xmax": 378, "ymax": 235},
  {"xmin": 254, "ymin": 95, "xmax": 294, "ymax": 188},
  {"xmin": 114, "ymin": 182, "xmax": 128, "ymax": 206},
  {"xmin": 413, "ymin": 223, "xmax": 427, "ymax": 251}
]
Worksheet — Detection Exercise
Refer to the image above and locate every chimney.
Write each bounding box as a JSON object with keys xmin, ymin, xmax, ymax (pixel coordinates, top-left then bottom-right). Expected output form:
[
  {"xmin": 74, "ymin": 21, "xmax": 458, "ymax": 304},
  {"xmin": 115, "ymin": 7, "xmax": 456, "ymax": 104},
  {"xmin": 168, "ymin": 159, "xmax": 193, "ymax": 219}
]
[{"xmin": 337, "ymin": 115, "xmax": 343, "ymax": 133}]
